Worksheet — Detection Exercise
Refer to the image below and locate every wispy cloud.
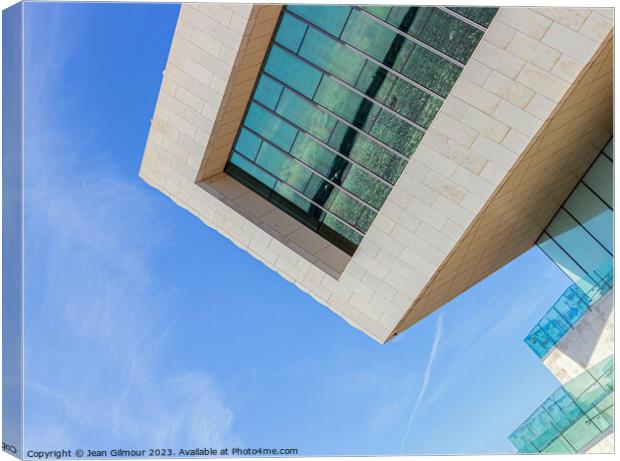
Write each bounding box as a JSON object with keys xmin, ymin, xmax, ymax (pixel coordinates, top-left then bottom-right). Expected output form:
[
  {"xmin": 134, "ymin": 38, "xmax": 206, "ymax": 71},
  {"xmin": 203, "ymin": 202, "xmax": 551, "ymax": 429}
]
[
  {"xmin": 399, "ymin": 312, "xmax": 444, "ymax": 454},
  {"xmin": 23, "ymin": 5, "xmax": 238, "ymax": 450}
]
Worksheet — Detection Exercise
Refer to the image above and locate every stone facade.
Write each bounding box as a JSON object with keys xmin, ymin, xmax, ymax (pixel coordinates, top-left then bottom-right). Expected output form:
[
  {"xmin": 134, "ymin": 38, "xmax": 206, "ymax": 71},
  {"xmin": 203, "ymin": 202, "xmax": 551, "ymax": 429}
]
[
  {"xmin": 140, "ymin": 5, "xmax": 613, "ymax": 343},
  {"xmin": 543, "ymin": 290, "xmax": 614, "ymax": 384}
]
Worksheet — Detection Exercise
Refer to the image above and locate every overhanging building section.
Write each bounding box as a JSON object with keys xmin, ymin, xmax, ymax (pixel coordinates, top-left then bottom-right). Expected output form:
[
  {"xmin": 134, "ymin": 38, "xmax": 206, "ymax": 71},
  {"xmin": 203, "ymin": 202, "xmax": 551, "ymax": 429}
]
[{"xmin": 140, "ymin": 4, "xmax": 613, "ymax": 343}]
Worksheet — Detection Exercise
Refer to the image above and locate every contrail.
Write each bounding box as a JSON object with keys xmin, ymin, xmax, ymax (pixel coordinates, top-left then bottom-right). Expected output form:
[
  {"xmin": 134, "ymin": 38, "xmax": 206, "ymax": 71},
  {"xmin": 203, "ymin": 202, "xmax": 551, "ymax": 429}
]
[{"xmin": 400, "ymin": 313, "xmax": 444, "ymax": 454}]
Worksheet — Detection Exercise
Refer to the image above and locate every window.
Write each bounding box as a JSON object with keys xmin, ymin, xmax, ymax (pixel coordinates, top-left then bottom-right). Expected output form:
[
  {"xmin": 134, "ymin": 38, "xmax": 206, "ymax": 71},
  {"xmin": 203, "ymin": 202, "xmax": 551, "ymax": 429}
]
[{"xmin": 226, "ymin": 6, "xmax": 497, "ymax": 254}]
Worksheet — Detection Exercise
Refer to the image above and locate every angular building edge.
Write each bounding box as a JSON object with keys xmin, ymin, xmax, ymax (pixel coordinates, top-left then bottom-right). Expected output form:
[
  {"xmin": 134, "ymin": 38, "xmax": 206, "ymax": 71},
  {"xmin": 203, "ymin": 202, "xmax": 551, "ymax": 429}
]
[
  {"xmin": 140, "ymin": 5, "xmax": 614, "ymax": 344},
  {"xmin": 2, "ymin": 2, "xmax": 24, "ymax": 458}
]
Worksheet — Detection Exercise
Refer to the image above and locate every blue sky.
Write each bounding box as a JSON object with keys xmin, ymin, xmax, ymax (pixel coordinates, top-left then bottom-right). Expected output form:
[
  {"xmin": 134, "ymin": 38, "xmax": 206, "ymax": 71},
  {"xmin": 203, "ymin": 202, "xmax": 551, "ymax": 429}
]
[{"xmin": 21, "ymin": 1, "xmax": 574, "ymax": 455}]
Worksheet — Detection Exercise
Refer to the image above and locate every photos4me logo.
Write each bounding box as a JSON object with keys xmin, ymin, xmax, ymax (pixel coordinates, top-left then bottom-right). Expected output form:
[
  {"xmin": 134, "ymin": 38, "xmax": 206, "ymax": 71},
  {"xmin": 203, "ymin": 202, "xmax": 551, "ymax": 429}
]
[{"xmin": 3, "ymin": 442, "xmax": 17, "ymax": 454}]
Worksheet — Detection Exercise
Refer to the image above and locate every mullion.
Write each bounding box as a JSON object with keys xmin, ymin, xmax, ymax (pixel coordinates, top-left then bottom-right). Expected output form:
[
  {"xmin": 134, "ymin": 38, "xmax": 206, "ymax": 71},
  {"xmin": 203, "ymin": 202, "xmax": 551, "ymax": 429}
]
[
  {"xmin": 437, "ymin": 6, "xmax": 487, "ymax": 32},
  {"xmin": 272, "ymin": 41, "xmax": 429, "ymax": 134},
  {"xmin": 250, "ymin": 98, "xmax": 396, "ymax": 188},
  {"xmin": 382, "ymin": 6, "xmax": 480, "ymax": 65},
  {"xmin": 231, "ymin": 151, "xmax": 366, "ymax": 238},
  {"xmin": 262, "ymin": 68, "xmax": 412, "ymax": 163},
  {"xmin": 241, "ymin": 124, "xmax": 383, "ymax": 213},
  {"xmin": 284, "ymin": 7, "xmax": 448, "ymax": 102},
  {"xmin": 354, "ymin": 6, "xmax": 465, "ymax": 68}
]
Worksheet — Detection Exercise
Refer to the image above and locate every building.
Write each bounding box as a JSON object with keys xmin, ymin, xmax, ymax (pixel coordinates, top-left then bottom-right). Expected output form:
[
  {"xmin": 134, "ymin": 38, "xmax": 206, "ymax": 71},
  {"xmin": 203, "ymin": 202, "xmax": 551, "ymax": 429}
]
[
  {"xmin": 140, "ymin": 4, "xmax": 613, "ymax": 344},
  {"xmin": 509, "ymin": 139, "xmax": 614, "ymax": 454}
]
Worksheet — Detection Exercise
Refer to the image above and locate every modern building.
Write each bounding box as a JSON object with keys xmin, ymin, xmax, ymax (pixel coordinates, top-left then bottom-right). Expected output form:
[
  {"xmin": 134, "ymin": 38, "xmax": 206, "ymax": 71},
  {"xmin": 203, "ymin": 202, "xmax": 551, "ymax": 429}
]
[
  {"xmin": 509, "ymin": 139, "xmax": 614, "ymax": 454},
  {"xmin": 140, "ymin": 4, "xmax": 613, "ymax": 344}
]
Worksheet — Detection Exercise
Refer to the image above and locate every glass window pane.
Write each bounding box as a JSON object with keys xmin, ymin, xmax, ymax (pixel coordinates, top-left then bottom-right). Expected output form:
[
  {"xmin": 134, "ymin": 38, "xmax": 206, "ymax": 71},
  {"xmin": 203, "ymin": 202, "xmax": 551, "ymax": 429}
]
[
  {"xmin": 298, "ymin": 25, "xmax": 365, "ymax": 85},
  {"xmin": 287, "ymin": 5, "xmax": 351, "ymax": 37},
  {"xmin": 290, "ymin": 132, "xmax": 342, "ymax": 178},
  {"xmin": 234, "ymin": 128, "xmax": 262, "ymax": 160},
  {"xmin": 265, "ymin": 46, "xmax": 322, "ymax": 98},
  {"xmin": 329, "ymin": 122, "xmax": 405, "ymax": 184},
  {"xmin": 583, "ymin": 155, "xmax": 613, "ymax": 208},
  {"xmin": 369, "ymin": 110, "xmax": 423, "ymax": 156},
  {"xmin": 563, "ymin": 184, "xmax": 613, "ymax": 254},
  {"xmin": 561, "ymin": 415, "xmax": 602, "ymax": 451},
  {"xmin": 537, "ymin": 233, "xmax": 599, "ymax": 295},
  {"xmin": 230, "ymin": 152, "xmax": 276, "ymax": 190},
  {"xmin": 255, "ymin": 143, "xmax": 311, "ymax": 192},
  {"xmin": 546, "ymin": 210, "xmax": 611, "ymax": 284},
  {"xmin": 402, "ymin": 45, "xmax": 462, "ymax": 98},
  {"xmin": 387, "ymin": 7, "xmax": 483, "ymax": 63},
  {"xmin": 254, "ymin": 75, "xmax": 283, "ymax": 110},
  {"xmin": 314, "ymin": 77, "xmax": 377, "ymax": 131},
  {"xmin": 275, "ymin": 89, "xmax": 336, "ymax": 142},
  {"xmin": 362, "ymin": 5, "xmax": 390, "ymax": 20},
  {"xmin": 341, "ymin": 165, "xmax": 391, "ymax": 209},
  {"xmin": 551, "ymin": 285, "xmax": 589, "ymax": 327},
  {"xmin": 341, "ymin": 9, "xmax": 414, "ymax": 73},
  {"xmin": 448, "ymin": 7, "xmax": 498, "ymax": 28},
  {"xmin": 275, "ymin": 13, "xmax": 307, "ymax": 53},
  {"xmin": 539, "ymin": 307, "xmax": 571, "ymax": 343},
  {"xmin": 244, "ymin": 103, "xmax": 297, "ymax": 151}
]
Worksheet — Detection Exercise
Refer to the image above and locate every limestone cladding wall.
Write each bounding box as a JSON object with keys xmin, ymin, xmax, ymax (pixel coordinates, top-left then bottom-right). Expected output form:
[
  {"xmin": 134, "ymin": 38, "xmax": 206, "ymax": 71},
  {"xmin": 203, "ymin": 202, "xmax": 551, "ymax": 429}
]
[
  {"xmin": 140, "ymin": 5, "xmax": 614, "ymax": 343},
  {"xmin": 543, "ymin": 290, "xmax": 614, "ymax": 384}
]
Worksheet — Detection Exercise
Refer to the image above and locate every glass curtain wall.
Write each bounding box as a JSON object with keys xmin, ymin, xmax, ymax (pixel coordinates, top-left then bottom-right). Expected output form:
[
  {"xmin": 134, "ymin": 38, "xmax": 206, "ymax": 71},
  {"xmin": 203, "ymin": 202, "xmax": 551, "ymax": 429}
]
[
  {"xmin": 537, "ymin": 139, "xmax": 613, "ymax": 295},
  {"xmin": 509, "ymin": 355, "xmax": 614, "ymax": 454},
  {"xmin": 527, "ymin": 139, "xmax": 613, "ymax": 358},
  {"xmin": 225, "ymin": 6, "xmax": 497, "ymax": 254}
]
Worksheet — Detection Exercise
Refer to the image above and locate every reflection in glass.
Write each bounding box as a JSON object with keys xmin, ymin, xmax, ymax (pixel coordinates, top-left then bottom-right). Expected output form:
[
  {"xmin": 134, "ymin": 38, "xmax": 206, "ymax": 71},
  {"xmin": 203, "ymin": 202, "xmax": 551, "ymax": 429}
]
[{"xmin": 226, "ymin": 5, "xmax": 496, "ymax": 254}]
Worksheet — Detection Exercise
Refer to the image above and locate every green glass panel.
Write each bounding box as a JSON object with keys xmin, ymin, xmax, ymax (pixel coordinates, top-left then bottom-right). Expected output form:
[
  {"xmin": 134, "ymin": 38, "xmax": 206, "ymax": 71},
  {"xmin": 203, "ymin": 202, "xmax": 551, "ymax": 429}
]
[
  {"xmin": 320, "ymin": 214, "xmax": 363, "ymax": 247},
  {"xmin": 314, "ymin": 77, "xmax": 378, "ymax": 132},
  {"xmin": 230, "ymin": 152, "xmax": 276, "ymax": 190},
  {"xmin": 341, "ymin": 165, "xmax": 390, "ymax": 209},
  {"xmin": 417, "ymin": 97, "xmax": 443, "ymax": 128},
  {"xmin": 369, "ymin": 110, "xmax": 423, "ymax": 156},
  {"xmin": 275, "ymin": 13, "xmax": 307, "ymax": 53},
  {"xmin": 588, "ymin": 355, "xmax": 614, "ymax": 385},
  {"xmin": 273, "ymin": 181, "xmax": 313, "ymax": 214},
  {"xmin": 362, "ymin": 5, "xmax": 390, "ymax": 20},
  {"xmin": 255, "ymin": 143, "xmax": 312, "ymax": 192},
  {"xmin": 355, "ymin": 207, "xmax": 377, "ymax": 233},
  {"xmin": 328, "ymin": 122, "xmax": 404, "ymax": 184},
  {"xmin": 401, "ymin": 45, "xmax": 462, "ymax": 98},
  {"xmin": 290, "ymin": 132, "xmax": 342, "ymax": 178},
  {"xmin": 276, "ymin": 89, "xmax": 336, "ymax": 142},
  {"xmin": 264, "ymin": 46, "xmax": 322, "ymax": 98},
  {"xmin": 272, "ymin": 182, "xmax": 325, "ymax": 232},
  {"xmin": 562, "ymin": 415, "xmax": 602, "ymax": 451},
  {"xmin": 298, "ymin": 25, "xmax": 365, "ymax": 85},
  {"xmin": 448, "ymin": 7, "xmax": 498, "ymax": 28},
  {"xmin": 341, "ymin": 9, "xmax": 414, "ymax": 73},
  {"xmin": 387, "ymin": 7, "xmax": 483, "ymax": 64},
  {"xmin": 287, "ymin": 5, "xmax": 351, "ymax": 37},
  {"xmin": 324, "ymin": 189, "xmax": 365, "ymax": 229},
  {"xmin": 542, "ymin": 436, "xmax": 575, "ymax": 454},
  {"xmin": 244, "ymin": 103, "xmax": 297, "ymax": 151}
]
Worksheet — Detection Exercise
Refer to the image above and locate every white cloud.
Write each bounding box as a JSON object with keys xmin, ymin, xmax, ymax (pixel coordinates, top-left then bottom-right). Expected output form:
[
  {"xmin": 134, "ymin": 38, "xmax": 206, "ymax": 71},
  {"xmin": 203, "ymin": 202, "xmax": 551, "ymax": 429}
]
[{"xmin": 399, "ymin": 312, "xmax": 444, "ymax": 454}]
